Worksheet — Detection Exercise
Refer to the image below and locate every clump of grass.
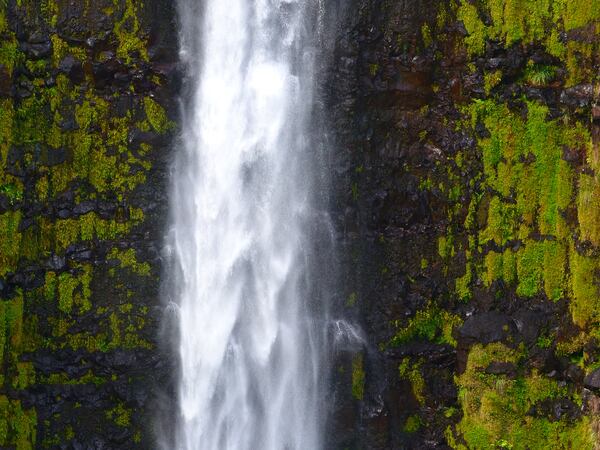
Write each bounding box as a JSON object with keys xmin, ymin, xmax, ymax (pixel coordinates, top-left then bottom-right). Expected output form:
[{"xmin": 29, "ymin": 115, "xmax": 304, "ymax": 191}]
[{"xmin": 524, "ymin": 64, "xmax": 557, "ymax": 86}]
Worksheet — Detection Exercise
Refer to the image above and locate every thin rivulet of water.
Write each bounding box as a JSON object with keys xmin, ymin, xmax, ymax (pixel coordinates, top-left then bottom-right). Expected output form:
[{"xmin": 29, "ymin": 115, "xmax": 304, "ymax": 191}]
[{"xmin": 169, "ymin": 1, "xmax": 328, "ymax": 449}]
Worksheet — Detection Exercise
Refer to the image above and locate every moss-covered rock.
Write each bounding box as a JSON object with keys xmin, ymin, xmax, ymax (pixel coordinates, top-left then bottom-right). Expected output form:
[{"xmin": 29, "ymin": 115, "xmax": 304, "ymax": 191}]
[
  {"xmin": 0, "ymin": 0, "xmax": 178, "ymax": 447},
  {"xmin": 327, "ymin": 0, "xmax": 599, "ymax": 447}
]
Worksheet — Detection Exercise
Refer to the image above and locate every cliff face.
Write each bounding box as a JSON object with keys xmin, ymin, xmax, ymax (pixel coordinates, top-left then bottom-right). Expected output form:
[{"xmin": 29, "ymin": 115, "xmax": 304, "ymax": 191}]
[
  {"xmin": 328, "ymin": 0, "xmax": 599, "ymax": 448},
  {"xmin": 0, "ymin": 0, "xmax": 598, "ymax": 449},
  {"xmin": 0, "ymin": 0, "xmax": 178, "ymax": 447}
]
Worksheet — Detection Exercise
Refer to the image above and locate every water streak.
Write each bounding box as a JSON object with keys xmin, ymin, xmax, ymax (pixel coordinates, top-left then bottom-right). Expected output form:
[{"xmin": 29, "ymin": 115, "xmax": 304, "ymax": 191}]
[{"xmin": 171, "ymin": 1, "xmax": 327, "ymax": 449}]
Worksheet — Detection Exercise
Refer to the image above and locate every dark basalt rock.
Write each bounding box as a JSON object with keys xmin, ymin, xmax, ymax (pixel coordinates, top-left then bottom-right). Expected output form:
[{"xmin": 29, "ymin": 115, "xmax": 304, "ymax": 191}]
[
  {"xmin": 560, "ymin": 84, "xmax": 594, "ymax": 108},
  {"xmin": 484, "ymin": 361, "xmax": 517, "ymax": 376},
  {"xmin": 20, "ymin": 40, "xmax": 52, "ymax": 59},
  {"xmin": 584, "ymin": 368, "xmax": 600, "ymax": 391},
  {"xmin": 43, "ymin": 147, "xmax": 68, "ymax": 167},
  {"xmin": 458, "ymin": 311, "xmax": 515, "ymax": 346},
  {"xmin": 58, "ymin": 55, "xmax": 85, "ymax": 83}
]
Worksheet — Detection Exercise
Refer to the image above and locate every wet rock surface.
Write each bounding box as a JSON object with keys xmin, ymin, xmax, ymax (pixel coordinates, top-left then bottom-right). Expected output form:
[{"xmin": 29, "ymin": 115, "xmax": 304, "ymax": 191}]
[
  {"xmin": 325, "ymin": 0, "xmax": 599, "ymax": 448},
  {"xmin": 0, "ymin": 0, "xmax": 179, "ymax": 447}
]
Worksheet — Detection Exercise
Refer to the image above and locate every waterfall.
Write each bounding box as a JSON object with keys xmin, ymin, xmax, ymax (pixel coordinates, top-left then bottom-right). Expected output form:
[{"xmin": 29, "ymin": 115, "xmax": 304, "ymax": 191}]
[{"xmin": 169, "ymin": 1, "xmax": 329, "ymax": 449}]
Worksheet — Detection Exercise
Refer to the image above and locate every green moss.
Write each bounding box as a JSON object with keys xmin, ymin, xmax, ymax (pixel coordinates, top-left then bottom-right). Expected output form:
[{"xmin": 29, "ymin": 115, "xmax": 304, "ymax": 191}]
[
  {"xmin": 44, "ymin": 272, "xmax": 57, "ymax": 301},
  {"xmin": 455, "ymin": 262, "xmax": 473, "ymax": 302},
  {"xmin": 516, "ymin": 241, "xmax": 544, "ymax": 297},
  {"xmin": 484, "ymin": 70, "xmax": 502, "ymax": 94},
  {"xmin": 468, "ymin": 97, "xmax": 589, "ymax": 309},
  {"xmin": 542, "ymin": 240, "xmax": 566, "ymax": 301},
  {"xmin": 0, "ymin": 211, "xmax": 22, "ymax": 277},
  {"xmin": 143, "ymin": 97, "xmax": 173, "ymax": 134},
  {"xmin": 12, "ymin": 362, "xmax": 35, "ymax": 390},
  {"xmin": 404, "ymin": 414, "xmax": 422, "ymax": 433},
  {"xmin": 524, "ymin": 64, "xmax": 556, "ymax": 86},
  {"xmin": 569, "ymin": 247, "xmax": 599, "ymax": 328},
  {"xmin": 577, "ymin": 174, "xmax": 600, "ymax": 246},
  {"xmin": 41, "ymin": 370, "xmax": 105, "ymax": 386},
  {"xmin": 112, "ymin": 0, "xmax": 149, "ymax": 65},
  {"xmin": 421, "ymin": 23, "xmax": 433, "ymax": 47},
  {"xmin": 57, "ymin": 272, "xmax": 77, "ymax": 314},
  {"xmin": 106, "ymin": 403, "xmax": 131, "ymax": 427},
  {"xmin": 556, "ymin": 0, "xmax": 600, "ymax": 31},
  {"xmin": 6, "ymin": 294, "xmax": 23, "ymax": 358},
  {"xmin": 0, "ymin": 38, "xmax": 21, "ymax": 74},
  {"xmin": 40, "ymin": 214, "xmax": 137, "ymax": 254},
  {"xmin": 50, "ymin": 35, "xmax": 86, "ymax": 67},
  {"xmin": 438, "ymin": 234, "xmax": 455, "ymax": 259},
  {"xmin": 389, "ymin": 303, "xmax": 462, "ymax": 347},
  {"xmin": 351, "ymin": 353, "xmax": 365, "ymax": 400},
  {"xmin": 0, "ymin": 397, "xmax": 37, "ymax": 449},
  {"xmin": 0, "ymin": 98, "xmax": 14, "ymax": 166},
  {"xmin": 0, "ymin": 183, "xmax": 23, "ymax": 205},
  {"xmin": 453, "ymin": 343, "xmax": 592, "ymax": 450},
  {"xmin": 457, "ymin": 2, "xmax": 488, "ymax": 55},
  {"xmin": 398, "ymin": 358, "xmax": 426, "ymax": 405},
  {"xmin": 457, "ymin": 0, "xmax": 598, "ymax": 84},
  {"xmin": 107, "ymin": 248, "xmax": 151, "ymax": 277}
]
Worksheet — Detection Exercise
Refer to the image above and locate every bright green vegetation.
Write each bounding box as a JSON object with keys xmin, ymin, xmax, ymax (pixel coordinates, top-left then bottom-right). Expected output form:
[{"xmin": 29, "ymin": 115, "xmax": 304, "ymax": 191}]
[
  {"xmin": 106, "ymin": 403, "xmax": 132, "ymax": 428},
  {"xmin": 351, "ymin": 354, "xmax": 365, "ymax": 400},
  {"xmin": 50, "ymin": 35, "xmax": 86, "ymax": 67},
  {"xmin": 40, "ymin": 370, "xmax": 106, "ymax": 386},
  {"xmin": 456, "ymin": 99, "xmax": 593, "ymax": 311},
  {"xmin": 450, "ymin": 343, "xmax": 594, "ymax": 449},
  {"xmin": 108, "ymin": 248, "xmax": 151, "ymax": 277},
  {"xmin": 0, "ymin": 0, "xmax": 171, "ymax": 446},
  {"xmin": 457, "ymin": 0, "xmax": 600, "ymax": 85},
  {"xmin": 398, "ymin": 358, "xmax": 426, "ymax": 405},
  {"xmin": 404, "ymin": 414, "xmax": 422, "ymax": 433},
  {"xmin": 429, "ymin": 2, "xmax": 600, "ymax": 446},
  {"xmin": 144, "ymin": 97, "xmax": 174, "ymax": 134},
  {"xmin": 524, "ymin": 64, "xmax": 556, "ymax": 86},
  {"xmin": 389, "ymin": 303, "xmax": 462, "ymax": 347},
  {"xmin": 112, "ymin": 0, "xmax": 149, "ymax": 65},
  {"xmin": 484, "ymin": 70, "xmax": 502, "ymax": 94},
  {"xmin": 0, "ymin": 396, "xmax": 37, "ymax": 450},
  {"xmin": 569, "ymin": 248, "xmax": 600, "ymax": 328}
]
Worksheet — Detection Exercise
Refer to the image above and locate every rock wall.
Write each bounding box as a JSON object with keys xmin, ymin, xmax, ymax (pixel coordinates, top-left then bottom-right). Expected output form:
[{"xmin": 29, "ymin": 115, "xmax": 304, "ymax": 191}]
[
  {"xmin": 0, "ymin": 0, "xmax": 178, "ymax": 448},
  {"xmin": 327, "ymin": 0, "xmax": 599, "ymax": 448},
  {"xmin": 0, "ymin": 0, "xmax": 598, "ymax": 449}
]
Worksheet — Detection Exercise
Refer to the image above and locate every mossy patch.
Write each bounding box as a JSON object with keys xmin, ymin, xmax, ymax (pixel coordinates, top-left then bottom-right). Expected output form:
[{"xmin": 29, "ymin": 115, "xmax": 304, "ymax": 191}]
[
  {"xmin": 351, "ymin": 353, "xmax": 365, "ymax": 400},
  {"xmin": 452, "ymin": 343, "xmax": 594, "ymax": 450},
  {"xmin": 389, "ymin": 302, "xmax": 462, "ymax": 347}
]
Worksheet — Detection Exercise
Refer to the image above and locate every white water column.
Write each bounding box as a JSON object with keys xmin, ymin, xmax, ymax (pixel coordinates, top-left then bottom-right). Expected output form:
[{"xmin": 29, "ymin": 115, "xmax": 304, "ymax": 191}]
[{"xmin": 170, "ymin": 1, "xmax": 326, "ymax": 449}]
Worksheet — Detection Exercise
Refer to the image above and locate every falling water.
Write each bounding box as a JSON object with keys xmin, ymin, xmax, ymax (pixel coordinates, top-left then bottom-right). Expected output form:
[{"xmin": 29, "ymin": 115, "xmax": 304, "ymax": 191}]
[{"xmin": 170, "ymin": 1, "xmax": 328, "ymax": 449}]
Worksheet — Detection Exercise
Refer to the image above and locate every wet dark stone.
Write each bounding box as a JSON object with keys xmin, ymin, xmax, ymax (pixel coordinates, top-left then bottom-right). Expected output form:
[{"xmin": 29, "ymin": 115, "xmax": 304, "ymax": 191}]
[
  {"xmin": 565, "ymin": 364, "xmax": 584, "ymax": 384},
  {"xmin": 58, "ymin": 55, "xmax": 85, "ymax": 83},
  {"xmin": 560, "ymin": 84, "xmax": 594, "ymax": 108},
  {"xmin": 484, "ymin": 361, "xmax": 516, "ymax": 376},
  {"xmin": 46, "ymin": 255, "xmax": 67, "ymax": 271},
  {"xmin": 43, "ymin": 147, "xmax": 68, "ymax": 167},
  {"xmin": 73, "ymin": 200, "xmax": 96, "ymax": 216},
  {"xmin": 459, "ymin": 311, "xmax": 516, "ymax": 345},
  {"xmin": 584, "ymin": 368, "xmax": 600, "ymax": 391},
  {"xmin": 71, "ymin": 249, "xmax": 93, "ymax": 262},
  {"xmin": 92, "ymin": 57, "xmax": 125, "ymax": 88},
  {"xmin": 19, "ymin": 39, "xmax": 51, "ymax": 59},
  {"xmin": 57, "ymin": 208, "xmax": 72, "ymax": 219}
]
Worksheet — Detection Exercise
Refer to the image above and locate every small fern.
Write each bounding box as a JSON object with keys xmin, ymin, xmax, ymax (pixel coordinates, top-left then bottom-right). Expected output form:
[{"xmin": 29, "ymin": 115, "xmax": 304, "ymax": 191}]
[{"xmin": 525, "ymin": 64, "xmax": 557, "ymax": 86}]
